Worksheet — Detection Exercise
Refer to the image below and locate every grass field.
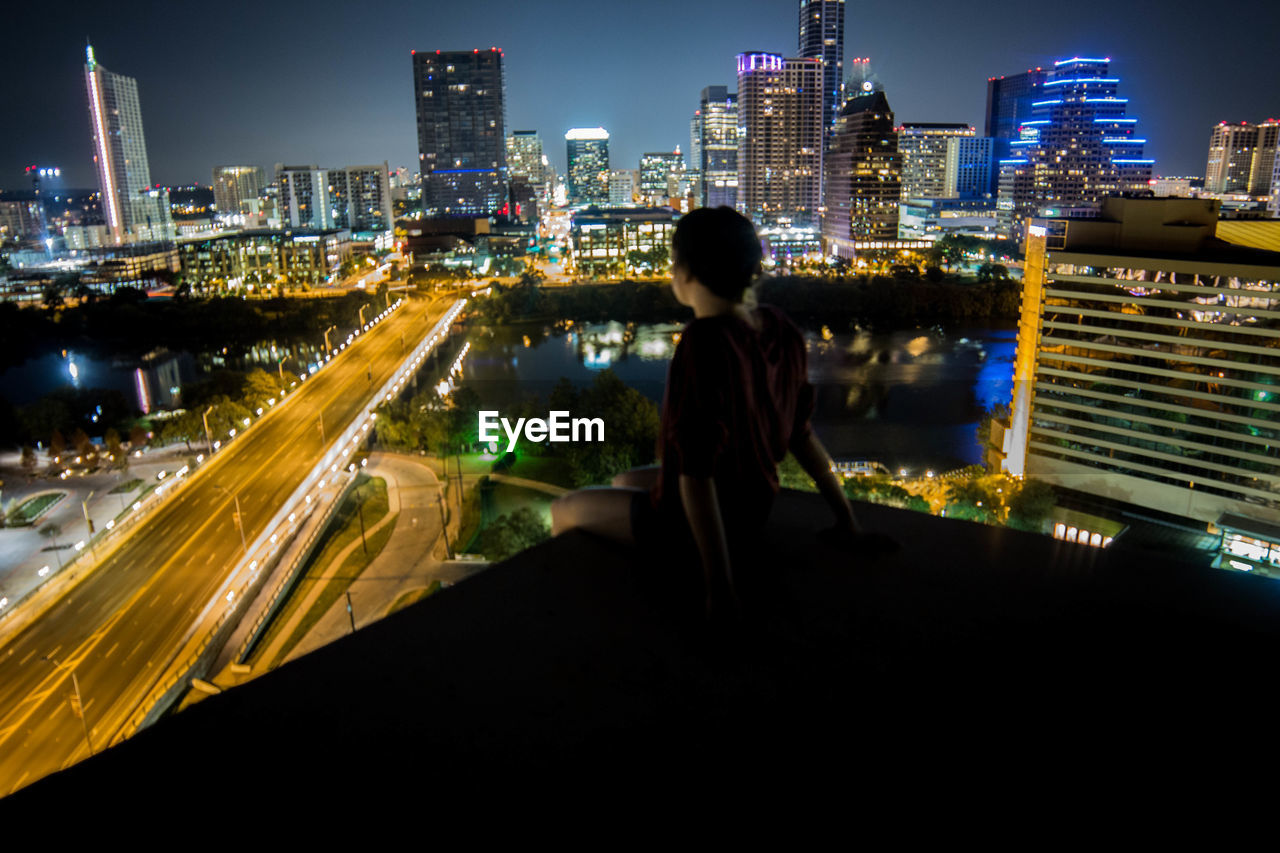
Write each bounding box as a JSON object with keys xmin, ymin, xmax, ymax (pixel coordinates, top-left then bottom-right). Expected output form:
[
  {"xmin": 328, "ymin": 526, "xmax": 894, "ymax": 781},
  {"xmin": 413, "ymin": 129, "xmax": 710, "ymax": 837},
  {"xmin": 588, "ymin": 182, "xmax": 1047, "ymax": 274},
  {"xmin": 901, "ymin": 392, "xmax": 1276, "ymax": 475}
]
[{"xmin": 9, "ymin": 492, "xmax": 66, "ymax": 525}]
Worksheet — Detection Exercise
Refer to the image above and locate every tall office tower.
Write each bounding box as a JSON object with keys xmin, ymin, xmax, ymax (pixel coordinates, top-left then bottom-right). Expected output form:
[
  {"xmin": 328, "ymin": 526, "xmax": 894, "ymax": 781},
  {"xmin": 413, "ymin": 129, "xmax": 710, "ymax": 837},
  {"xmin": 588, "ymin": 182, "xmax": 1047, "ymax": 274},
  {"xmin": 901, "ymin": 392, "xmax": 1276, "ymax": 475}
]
[
  {"xmin": 736, "ymin": 52, "xmax": 823, "ymax": 225},
  {"xmin": 506, "ymin": 131, "xmax": 550, "ymax": 204},
  {"xmin": 996, "ymin": 57, "xmax": 1152, "ymax": 241},
  {"xmin": 212, "ymin": 166, "xmax": 265, "ymax": 218},
  {"xmin": 1204, "ymin": 121, "xmax": 1280, "ymax": 195},
  {"xmin": 822, "ymin": 89, "xmax": 900, "ymax": 256},
  {"xmin": 897, "ymin": 124, "xmax": 992, "ymax": 199},
  {"xmin": 798, "ymin": 0, "xmax": 845, "ymax": 136},
  {"xmin": 608, "ymin": 170, "xmax": 635, "ymax": 206},
  {"xmin": 1001, "ymin": 198, "xmax": 1280, "ymax": 563},
  {"xmin": 984, "ymin": 66, "xmax": 1049, "ymax": 197},
  {"xmin": 638, "ymin": 150, "xmax": 684, "ymax": 204},
  {"xmin": 692, "ymin": 86, "xmax": 739, "ymax": 208},
  {"xmin": 565, "ymin": 128, "xmax": 610, "ymax": 205},
  {"xmin": 84, "ymin": 44, "xmax": 173, "ymax": 244},
  {"xmin": 412, "ymin": 48, "xmax": 507, "ymax": 216}
]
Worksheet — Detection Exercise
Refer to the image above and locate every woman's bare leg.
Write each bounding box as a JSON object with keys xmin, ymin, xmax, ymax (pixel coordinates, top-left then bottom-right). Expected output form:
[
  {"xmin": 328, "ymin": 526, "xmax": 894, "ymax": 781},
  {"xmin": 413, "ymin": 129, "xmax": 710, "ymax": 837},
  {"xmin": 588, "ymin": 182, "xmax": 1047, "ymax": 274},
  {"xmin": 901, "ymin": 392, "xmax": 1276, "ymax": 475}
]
[
  {"xmin": 611, "ymin": 465, "xmax": 660, "ymax": 490},
  {"xmin": 550, "ymin": 487, "xmax": 642, "ymax": 544}
]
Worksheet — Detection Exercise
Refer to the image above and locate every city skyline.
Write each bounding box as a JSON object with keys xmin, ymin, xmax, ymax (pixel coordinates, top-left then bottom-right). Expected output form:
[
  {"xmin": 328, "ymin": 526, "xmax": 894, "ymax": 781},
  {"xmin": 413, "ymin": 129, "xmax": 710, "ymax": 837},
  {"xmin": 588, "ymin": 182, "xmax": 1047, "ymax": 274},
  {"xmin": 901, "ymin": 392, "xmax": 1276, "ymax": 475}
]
[{"xmin": 2, "ymin": 0, "xmax": 1277, "ymax": 191}]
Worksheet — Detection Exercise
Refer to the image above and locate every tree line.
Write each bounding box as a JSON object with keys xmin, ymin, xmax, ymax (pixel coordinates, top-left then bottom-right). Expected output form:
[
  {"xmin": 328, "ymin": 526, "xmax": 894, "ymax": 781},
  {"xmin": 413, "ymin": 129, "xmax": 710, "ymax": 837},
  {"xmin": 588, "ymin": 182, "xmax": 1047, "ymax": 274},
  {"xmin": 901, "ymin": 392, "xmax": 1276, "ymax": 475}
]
[{"xmin": 469, "ymin": 273, "xmax": 1020, "ymax": 328}]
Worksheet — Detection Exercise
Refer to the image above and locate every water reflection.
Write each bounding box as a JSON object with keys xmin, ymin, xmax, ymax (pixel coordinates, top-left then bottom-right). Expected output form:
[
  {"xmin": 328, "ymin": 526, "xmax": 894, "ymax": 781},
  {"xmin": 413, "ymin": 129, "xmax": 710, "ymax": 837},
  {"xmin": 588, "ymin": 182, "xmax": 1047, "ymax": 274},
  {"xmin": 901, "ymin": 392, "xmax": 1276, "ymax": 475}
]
[{"xmin": 465, "ymin": 321, "xmax": 1016, "ymax": 470}]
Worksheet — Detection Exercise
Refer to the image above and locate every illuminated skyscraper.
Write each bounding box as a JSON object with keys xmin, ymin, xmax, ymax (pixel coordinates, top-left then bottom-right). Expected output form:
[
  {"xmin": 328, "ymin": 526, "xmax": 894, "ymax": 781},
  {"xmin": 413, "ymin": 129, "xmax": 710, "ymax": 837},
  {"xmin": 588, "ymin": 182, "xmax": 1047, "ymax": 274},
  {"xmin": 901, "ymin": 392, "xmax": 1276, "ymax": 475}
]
[
  {"xmin": 212, "ymin": 166, "xmax": 265, "ymax": 219},
  {"xmin": 638, "ymin": 150, "xmax": 684, "ymax": 205},
  {"xmin": 608, "ymin": 170, "xmax": 635, "ymax": 206},
  {"xmin": 565, "ymin": 128, "xmax": 610, "ymax": 205},
  {"xmin": 1204, "ymin": 121, "xmax": 1280, "ymax": 195},
  {"xmin": 897, "ymin": 124, "xmax": 991, "ymax": 200},
  {"xmin": 413, "ymin": 48, "xmax": 508, "ymax": 216},
  {"xmin": 692, "ymin": 86, "xmax": 739, "ymax": 209},
  {"xmin": 84, "ymin": 44, "xmax": 173, "ymax": 244},
  {"xmin": 996, "ymin": 57, "xmax": 1152, "ymax": 240},
  {"xmin": 798, "ymin": 0, "xmax": 845, "ymax": 136},
  {"xmin": 822, "ymin": 89, "xmax": 900, "ymax": 256},
  {"xmin": 984, "ymin": 66, "xmax": 1048, "ymax": 197},
  {"xmin": 736, "ymin": 52, "xmax": 823, "ymax": 225},
  {"xmin": 507, "ymin": 131, "xmax": 551, "ymax": 205}
]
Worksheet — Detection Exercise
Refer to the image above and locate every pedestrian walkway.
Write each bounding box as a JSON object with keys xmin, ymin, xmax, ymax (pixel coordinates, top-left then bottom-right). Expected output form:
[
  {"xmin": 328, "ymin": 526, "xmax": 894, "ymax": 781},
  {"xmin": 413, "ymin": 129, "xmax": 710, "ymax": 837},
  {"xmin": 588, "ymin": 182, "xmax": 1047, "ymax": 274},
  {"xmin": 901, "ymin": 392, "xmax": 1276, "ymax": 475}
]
[
  {"xmin": 488, "ymin": 473, "xmax": 570, "ymax": 498},
  {"xmin": 250, "ymin": 464, "xmax": 404, "ymax": 669},
  {"xmin": 283, "ymin": 453, "xmax": 486, "ymax": 664}
]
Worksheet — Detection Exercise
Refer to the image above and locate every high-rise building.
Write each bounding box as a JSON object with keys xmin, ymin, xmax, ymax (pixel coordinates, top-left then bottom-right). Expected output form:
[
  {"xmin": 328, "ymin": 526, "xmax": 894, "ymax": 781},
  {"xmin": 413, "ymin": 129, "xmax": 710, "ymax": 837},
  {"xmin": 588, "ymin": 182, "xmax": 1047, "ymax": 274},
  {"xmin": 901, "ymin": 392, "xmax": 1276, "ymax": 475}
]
[
  {"xmin": 692, "ymin": 86, "xmax": 739, "ymax": 209},
  {"xmin": 84, "ymin": 44, "xmax": 173, "ymax": 244},
  {"xmin": 798, "ymin": 0, "xmax": 845, "ymax": 136},
  {"xmin": 1204, "ymin": 121, "xmax": 1280, "ymax": 195},
  {"xmin": 999, "ymin": 197, "xmax": 1280, "ymax": 569},
  {"xmin": 1271, "ymin": 157, "xmax": 1280, "ymax": 217},
  {"xmin": 328, "ymin": 164, "xmax": 394, "ymax": 233},
  {"xmin": 638, "ymin": 150, "xmax": 684, "ymax": 205},
  {"xmin": 277, "ymin": 166, "xmax": 333, "ymax": 230},
  {"xmin": 736, "ymin": 52, "xmax": 823, "ymax": 225},
  {"xmin": 984, "ymin": 67, "xmax": 1049, "ymax": 197},
  {"xmin": 507, "ymin": 131, "xmax": 551, "ymax": 206},
  {"xmin": 608, "ymin": 170, "xmax": 635, "ymax": 206},
  {"xmin": 996, "ymin": 57, "xmax": 1153, "ymax": 241},
  {"xmin": 277, "ymin": 164, "xmax": 393, "ymax": 233},
  {"xmin": 565, "ymin": 128, "xmax": 610, "ymax": 205},
  {"xmin": 822, "ymin": 89, "xmax": 901, "ymax": 256},
  {"xmin": 212, "ymin": 166, "xmax": 266, "ymax": 219},
  {"xmin": 412, "ymin": 48, "xmax": 507, "ymax": 216},
  {"xmin": 897, "ymin": 124, "xmax": 992, "ymax": 200}
]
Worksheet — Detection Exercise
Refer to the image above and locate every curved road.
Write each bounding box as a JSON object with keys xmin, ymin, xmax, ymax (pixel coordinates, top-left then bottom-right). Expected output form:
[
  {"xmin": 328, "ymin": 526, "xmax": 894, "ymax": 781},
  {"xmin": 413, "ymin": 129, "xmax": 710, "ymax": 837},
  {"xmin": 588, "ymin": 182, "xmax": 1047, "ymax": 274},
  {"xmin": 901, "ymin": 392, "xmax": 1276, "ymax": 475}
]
[{"xmin": 0, "ymin": 291, "xmax": 460, "ymax": 796}]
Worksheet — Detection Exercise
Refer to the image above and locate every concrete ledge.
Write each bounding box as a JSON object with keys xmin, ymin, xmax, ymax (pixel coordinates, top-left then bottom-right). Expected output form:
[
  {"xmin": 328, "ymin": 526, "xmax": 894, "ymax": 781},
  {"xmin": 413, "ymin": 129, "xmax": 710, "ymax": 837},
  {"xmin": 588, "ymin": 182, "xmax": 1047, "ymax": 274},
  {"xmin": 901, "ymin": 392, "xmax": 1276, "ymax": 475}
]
[{"xmin": 12, "ymin": 489, "xmax": 1280, "ymax": 813}]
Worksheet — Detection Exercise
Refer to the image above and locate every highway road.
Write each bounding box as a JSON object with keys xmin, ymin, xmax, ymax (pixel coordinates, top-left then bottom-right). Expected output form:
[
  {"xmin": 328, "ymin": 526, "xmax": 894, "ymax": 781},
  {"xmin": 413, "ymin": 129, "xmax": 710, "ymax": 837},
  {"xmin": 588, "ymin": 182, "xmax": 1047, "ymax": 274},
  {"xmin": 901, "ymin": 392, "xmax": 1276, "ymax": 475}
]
[{"xmin": 0, "ymin": 290, "xmax": 461, "ymax": 797}]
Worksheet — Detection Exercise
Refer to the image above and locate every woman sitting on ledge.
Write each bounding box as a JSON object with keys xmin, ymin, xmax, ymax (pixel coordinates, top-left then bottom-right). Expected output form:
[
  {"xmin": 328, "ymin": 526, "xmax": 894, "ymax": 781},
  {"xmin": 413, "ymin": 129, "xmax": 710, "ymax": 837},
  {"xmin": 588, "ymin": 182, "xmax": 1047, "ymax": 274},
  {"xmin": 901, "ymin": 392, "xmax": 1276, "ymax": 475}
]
[{"xmin": 551, "ymin": 206, "xmax": 869, "ymax": 616}]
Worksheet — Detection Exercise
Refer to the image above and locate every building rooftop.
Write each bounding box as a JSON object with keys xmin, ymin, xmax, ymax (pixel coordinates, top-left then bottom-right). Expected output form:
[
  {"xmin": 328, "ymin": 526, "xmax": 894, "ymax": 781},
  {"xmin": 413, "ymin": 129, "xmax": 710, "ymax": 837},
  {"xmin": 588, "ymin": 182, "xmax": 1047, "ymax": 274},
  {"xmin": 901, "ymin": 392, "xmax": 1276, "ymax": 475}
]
[
  {"xmin": 11, "ymin": 489, "xmax": 1280, "ymax": 812},
  {"xmin": 1045, "ymin": 197, "xmax": 1280, "ymax": 268}
]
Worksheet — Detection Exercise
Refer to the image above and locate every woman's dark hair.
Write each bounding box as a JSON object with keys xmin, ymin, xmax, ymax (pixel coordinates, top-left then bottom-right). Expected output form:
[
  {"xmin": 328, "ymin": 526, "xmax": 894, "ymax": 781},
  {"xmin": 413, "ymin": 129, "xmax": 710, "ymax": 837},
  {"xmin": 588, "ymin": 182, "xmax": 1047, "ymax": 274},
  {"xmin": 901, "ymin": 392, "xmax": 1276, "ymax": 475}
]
[{"xmin": 670, "ymin": 206, "xmax": 764, "ymax": 300}]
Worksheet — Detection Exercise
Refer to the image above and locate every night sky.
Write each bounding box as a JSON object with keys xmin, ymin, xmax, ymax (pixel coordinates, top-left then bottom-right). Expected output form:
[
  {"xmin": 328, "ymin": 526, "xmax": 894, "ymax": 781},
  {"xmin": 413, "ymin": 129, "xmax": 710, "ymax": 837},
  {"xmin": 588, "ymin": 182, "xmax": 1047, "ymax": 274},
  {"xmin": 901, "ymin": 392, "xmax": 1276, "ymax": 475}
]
[{"xmin": 3, "ymin": 0, "xmax": 1277, "ymax": 190}]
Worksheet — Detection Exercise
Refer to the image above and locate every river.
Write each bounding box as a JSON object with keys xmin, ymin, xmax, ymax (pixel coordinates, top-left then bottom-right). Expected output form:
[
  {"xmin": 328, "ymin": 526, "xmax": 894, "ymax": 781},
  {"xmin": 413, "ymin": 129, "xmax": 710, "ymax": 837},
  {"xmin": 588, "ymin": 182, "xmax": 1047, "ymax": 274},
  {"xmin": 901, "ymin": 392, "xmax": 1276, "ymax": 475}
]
[{"xmin": 460, "ymin": 320, "xmax": 1016, "ymax": 472}]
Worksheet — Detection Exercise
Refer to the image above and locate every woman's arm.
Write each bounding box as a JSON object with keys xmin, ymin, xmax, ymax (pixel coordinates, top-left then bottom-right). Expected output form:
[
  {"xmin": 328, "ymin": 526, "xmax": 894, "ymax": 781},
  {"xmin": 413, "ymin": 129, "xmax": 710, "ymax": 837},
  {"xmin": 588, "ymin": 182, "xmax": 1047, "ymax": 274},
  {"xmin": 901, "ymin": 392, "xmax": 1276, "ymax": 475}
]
[
  {"xmin": 790, "ymin": 431, "xmax": 863, "ymax": 534},
  {"xmin": 678, "ymin": 473, "xmax": 735, "ymax": 616}
]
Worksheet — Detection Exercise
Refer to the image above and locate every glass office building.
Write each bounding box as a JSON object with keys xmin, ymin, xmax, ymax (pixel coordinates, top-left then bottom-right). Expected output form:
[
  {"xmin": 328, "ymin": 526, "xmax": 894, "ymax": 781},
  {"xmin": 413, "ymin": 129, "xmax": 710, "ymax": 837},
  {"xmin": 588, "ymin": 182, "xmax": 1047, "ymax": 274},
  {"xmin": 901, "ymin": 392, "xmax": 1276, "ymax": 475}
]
[{"xmin": 996, "ymin": 57, "xmax": 1152, "ymax": 241}]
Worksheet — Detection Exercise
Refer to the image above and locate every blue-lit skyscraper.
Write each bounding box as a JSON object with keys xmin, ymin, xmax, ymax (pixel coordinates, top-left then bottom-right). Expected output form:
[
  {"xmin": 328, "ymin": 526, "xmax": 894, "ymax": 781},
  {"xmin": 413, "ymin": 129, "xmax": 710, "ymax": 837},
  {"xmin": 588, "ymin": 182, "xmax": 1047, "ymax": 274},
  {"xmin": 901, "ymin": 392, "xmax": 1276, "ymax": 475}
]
[
  {"xmin": 985, "ymin": 66, "xmax": 1048, "ymax": 197},
  {"xmin": 996, "ymin": 57, "xmax": 1153, "ymax": 240}
]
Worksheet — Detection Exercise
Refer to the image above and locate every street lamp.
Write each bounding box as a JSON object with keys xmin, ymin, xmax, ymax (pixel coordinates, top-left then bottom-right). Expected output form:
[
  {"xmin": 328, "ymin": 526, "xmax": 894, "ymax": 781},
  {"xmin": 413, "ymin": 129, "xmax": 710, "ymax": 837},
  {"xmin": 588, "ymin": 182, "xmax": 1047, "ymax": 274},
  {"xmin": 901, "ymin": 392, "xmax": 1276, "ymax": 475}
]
[
  {"xmin": 82, "ymin": 490, "xmax": 95, "ymax": 535},
  {"xmin": 359, "ymin": 304, "xmax": 368, "ymax": 327},
  {"xmin": 213, "ymin": 484, "xmax": 247, "ymax": 554},
  {"xmin": 202, "ymin": 405, "xmax": 215, "ymax": 454},
  {"xmin": 44, "ymin": 656, "xmax": 93, "ymax": 756},
  {"xmin": 323, "ymin": 325, "xmax": 337, "ymax": 353},
  {"xmin": 436, "ymin": 491, "xmax": 453, "ymax": 559}
]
